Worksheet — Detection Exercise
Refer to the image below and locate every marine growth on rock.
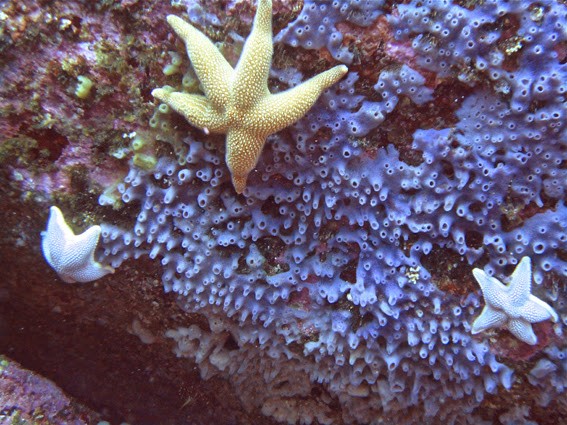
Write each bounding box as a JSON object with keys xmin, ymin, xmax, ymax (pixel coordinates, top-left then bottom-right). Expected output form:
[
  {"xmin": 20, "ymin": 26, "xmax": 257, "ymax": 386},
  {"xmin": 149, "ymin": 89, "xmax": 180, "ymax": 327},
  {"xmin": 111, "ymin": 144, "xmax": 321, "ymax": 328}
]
[{"xmin": 39, "ymin": 0, "xmax": 567, "ymax": 424}]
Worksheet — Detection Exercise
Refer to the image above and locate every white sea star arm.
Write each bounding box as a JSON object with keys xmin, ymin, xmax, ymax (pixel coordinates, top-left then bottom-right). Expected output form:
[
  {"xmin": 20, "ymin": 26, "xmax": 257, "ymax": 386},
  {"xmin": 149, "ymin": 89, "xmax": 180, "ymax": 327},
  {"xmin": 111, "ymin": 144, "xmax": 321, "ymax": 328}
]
[
  {"xmin": 471, "ymin": 306, "xmax": 508, "ymax": 335},
  {"xmin": 507, "ymin": 256, "xmax": 532, "ymax": 306},
  {"xmin": 522, "ymin": 296, "xmax": 559, "ymax": 323},
  {"xmin": 507, "ymin": 319, "xmax": 538, "ymax": 346},
  {"xmin": 472, "ymin": 268, "xmax": 508, "ymax": 310},
  {"xmin": 41, "ymin": 206, "xmax": 114, "ymax": 283}
]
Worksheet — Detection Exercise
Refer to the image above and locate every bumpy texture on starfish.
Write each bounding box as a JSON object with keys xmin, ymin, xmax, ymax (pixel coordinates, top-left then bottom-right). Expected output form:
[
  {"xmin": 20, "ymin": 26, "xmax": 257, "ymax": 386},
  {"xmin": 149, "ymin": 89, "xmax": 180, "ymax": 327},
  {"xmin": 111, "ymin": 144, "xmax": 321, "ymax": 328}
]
[
  {"xmin": 471, "ymin": 256, "xmax": 558, "ymax": 345},
  {"xmin": 152, "ymin": 0, "xmax": 348, "ymax": 193},
  {"xmin": 41, "ymin": 206, "xmax": 114, "ymax": 283}
]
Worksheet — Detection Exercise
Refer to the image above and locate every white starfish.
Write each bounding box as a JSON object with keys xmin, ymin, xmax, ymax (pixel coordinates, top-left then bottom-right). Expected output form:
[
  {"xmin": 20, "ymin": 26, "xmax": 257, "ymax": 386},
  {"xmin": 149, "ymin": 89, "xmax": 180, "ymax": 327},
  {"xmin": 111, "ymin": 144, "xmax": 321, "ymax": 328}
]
[
  {"xmin": 41, "ymin": 206, "xmax": 114, "ymax": 283},
  {"xmin": 471, "ymin": 256, "xmax": 558, "ymax": 345}
]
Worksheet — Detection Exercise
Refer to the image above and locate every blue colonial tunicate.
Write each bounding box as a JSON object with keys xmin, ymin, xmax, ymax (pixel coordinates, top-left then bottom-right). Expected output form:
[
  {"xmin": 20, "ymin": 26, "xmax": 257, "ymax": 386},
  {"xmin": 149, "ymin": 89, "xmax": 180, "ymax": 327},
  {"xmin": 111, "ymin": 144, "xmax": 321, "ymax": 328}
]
[
  {"xmin": 96, "ymin": 0, "xmax": 566, "ymax": 423},
  {"xmin": 274, "ymin": 0, "xmax": 383, "ymax": 64}
]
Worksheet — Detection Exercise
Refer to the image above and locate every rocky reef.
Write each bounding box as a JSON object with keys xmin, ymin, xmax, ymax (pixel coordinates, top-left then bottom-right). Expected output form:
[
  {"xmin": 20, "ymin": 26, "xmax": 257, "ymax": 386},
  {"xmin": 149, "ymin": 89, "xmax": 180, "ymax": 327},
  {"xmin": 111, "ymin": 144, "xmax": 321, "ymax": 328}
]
[{"xmin": 1, "ymin": 0, "xmax": 565, "ymax": 424}]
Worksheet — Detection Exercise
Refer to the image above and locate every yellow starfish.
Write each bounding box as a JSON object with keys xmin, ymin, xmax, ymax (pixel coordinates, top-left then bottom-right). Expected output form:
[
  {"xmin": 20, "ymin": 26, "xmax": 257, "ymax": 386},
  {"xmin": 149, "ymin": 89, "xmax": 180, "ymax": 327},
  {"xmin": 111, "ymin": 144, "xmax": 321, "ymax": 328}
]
[{"xmin": 152, "ymin": 0, "xmax": 348, "ymax": 193}]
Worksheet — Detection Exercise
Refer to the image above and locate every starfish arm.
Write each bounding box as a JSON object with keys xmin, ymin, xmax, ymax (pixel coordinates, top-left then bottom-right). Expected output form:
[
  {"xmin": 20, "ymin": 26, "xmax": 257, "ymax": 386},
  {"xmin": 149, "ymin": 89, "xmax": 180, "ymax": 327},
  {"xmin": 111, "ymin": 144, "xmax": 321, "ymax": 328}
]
[
  {"xmin": 64, "ymin": 260, "xmax": 115, "ymax": 284},
  {"xmin": 254, "ymin": 65, "xmax": 348, "ymax": 135},
  {"xmin": 507, "ymin": 319, "xmax": 538, "ymax": 345},
  {"xmin": 66, "ymin": 225, "xmax": 105, "ymax": 270},
  {"xmin": 233, "ymin": 0, "xmax": 273, "ymax": 109},
  {"xmin": 508, "ymin": 256, "xmax": 532, "ymax": 306},
  {"xmin": 61, "ymin": 225, "xmax": 114, "ymax": 283},
  {"xmin": 225, "ymin": 128, "xmax": 266, "ymax": 193},
  {"xmin": 522, "ymin": 295, "xmax": 559, "ymax": 323},
  {"xmin": 166, "ymin": 15, "xmax": 232, "ymax": 109},
  {"xmin": 42, "ymin": 206, "xmax": 74, "ymax": 267},
  {"xmin": 472, "ymin": 268, "xmax": 508, "ymax": 310},
  {"xmin": 152, "ymin": 89, "xmax": 226, "ymax": 132},
  {"xmin": 471, "ymin": 306, "xmax": 508, "ymax": 334}
]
